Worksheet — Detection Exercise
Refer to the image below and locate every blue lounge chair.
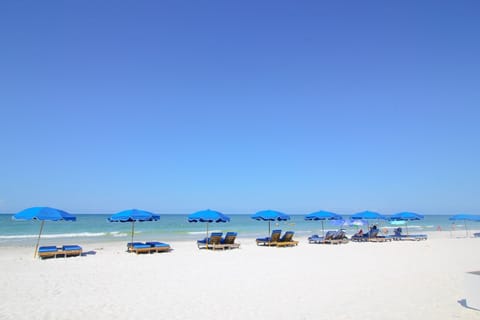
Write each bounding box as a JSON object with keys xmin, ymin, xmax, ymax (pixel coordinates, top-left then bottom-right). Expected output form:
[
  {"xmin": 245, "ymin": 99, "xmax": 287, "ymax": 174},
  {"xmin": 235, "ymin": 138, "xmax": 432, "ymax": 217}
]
[
  {"xmin": 324, "ymin": 229, "xmax": 349, "ymax": 244},
  {"xmin": 308, "ymin": 234, "xmax": 324, "ymax": 244},
  {"xmin": 368, "ymin": 234, "xmax": 392, "ymax": 242},
  {"xmin": 38, "ymin": 245, "xmax": 83, "ymax": 259},
  {"xmin": 256, "ymin": 230, "xmax": 282, "ymax": 246},
  {"xmin": 363, "ymin": 228, "xmax": 392, "ymax": 242},
  {"xmin": 309, "ymin": 230, "xmax": 348, "ymax": 244},
  {"xmin": 127, "ymin": 242, "xmax": 152, "ymax": 254},
  {"xmin": 145, "ymin": 241, "xmax": 171, "ymax": 252},
  {"xmin": 350, "ymin": 229, "xmax": 369, "ymax": 242},
  {"xmin": 351, "ymin": 228, "xmax": 389, "ymax": 242},
  {"xmin": 276, "ymin": 231, "xmax": 299, "ymax": 247},
  {"xmin": 221, "ymin": 232, "xmax": 240, "ymax": 249},
  {"xmin": 38, "ymin": 246, "xmax": 59, "ymax": 259},
  {"xmin": 197, "ymin": 232, "xmax": 223, "ymax": 249},
  {"xmin": 62, "ymin": 245, "xmax": 83, "ymax": 257},
  {"xmin": 391, "ymin": 227, "xmax": 427, "ymax": 241},
  {"xmin": 308, "ymin": 230, "xmax": 336, "ymax": 244},
  {"xmin": 474, "ymin": 232, "xmax": 480, "ymax": 238},
  {"xmin": 391, "ymin": 227, "xmax": 404, "ymax": 240}
]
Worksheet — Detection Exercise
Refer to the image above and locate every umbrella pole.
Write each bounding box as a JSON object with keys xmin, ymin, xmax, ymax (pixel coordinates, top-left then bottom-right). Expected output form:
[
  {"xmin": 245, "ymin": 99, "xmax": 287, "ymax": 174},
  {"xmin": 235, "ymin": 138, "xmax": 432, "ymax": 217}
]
[
  {"xmin": 268, "ymin": 221, "xmax": 271, "ymax": 246},
  {"xmin": 322, "ymin": 221, "xmax": 325, "ymax": 237},
  {"xmin": 34, "ymin": 220, "xmax": 45, "ymax": 259},
  {"xmin": 465, "ymin": 219, "xmax": 468, "ymax": 237},
  {"xmin": 206, "ymin": 222, "xmax": 209, "ymax": 250},
  {"xmin": 131, "ymin": 221, "xmax": 135, "ymax": 251},
  {"xmin": 406, "ymin": 221, "xmax": 409, "ymax": 235}
]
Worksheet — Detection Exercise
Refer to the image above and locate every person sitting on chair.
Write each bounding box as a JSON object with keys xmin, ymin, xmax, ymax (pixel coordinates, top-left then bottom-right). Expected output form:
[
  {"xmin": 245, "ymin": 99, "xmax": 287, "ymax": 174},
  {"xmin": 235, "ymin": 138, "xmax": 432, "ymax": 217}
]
[{"xmin": 394, "ymin": 227, "xmax": 402, "ymax": 237}]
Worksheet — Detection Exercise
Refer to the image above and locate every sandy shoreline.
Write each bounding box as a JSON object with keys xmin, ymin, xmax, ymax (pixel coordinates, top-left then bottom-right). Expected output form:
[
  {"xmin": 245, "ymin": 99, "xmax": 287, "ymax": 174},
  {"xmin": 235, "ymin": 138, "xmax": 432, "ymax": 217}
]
[{"xmin": 1, "ymin": 232, "xmax": 480, "ymax": 320}]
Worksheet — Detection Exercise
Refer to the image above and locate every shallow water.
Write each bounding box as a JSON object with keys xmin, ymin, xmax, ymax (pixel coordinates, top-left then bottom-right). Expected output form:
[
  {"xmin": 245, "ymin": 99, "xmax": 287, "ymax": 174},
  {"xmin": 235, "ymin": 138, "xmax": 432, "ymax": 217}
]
[{"xmin": 0, "ymin": 213, "xmax": 470, "ymax": 246}]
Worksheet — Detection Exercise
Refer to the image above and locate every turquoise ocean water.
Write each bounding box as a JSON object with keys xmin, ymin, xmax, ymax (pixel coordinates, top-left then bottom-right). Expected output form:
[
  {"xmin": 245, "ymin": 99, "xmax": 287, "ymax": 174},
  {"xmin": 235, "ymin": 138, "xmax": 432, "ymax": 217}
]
[{"xmin": 0, "ymin": 214, "xmax": 472, "ymax": 246}]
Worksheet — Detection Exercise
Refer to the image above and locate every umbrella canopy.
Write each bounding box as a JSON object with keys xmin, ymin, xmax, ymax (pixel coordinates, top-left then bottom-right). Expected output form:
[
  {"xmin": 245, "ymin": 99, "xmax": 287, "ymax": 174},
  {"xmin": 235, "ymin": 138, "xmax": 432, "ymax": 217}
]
[
  {"xmin": 449, "ymin": 214, "xmax": 480, "ymax": 237},
  {"xmin": 188, "ymin": 209, "xmax": 230, "ymax": 249},
  {"xmin": 13, "ymin": 206, "xmax": 76, "ymax": 221},
  {"xmin": 251, "ymin": 210, "xmax": 291, "ymax": 235},
  {"xmin": 390, "ymin": 212, "xmax": 424, "ymax": 235},
  {"xmin": 351, "ymin": 210, "xmax": 387, "ymax": 220},
  {"xmin": 390, "ymin": 212, "xmax": 424, "ymax": 221},
  {"xmin": 305, "ymin": 210, "xmax": 342, "ymax": 221},
  {"xmin": 251, "ymin": 210, "xmax": 290, "ymax": 221},
  {"xmin": 108, "ymin": 209, "xmax": 160, "ymax": 247},
  {"xmin": 305, "ymin": 210, "xmax": 342, "ymax": 236},
  {"xmin": 108, "ymin": 209, "xmax": 160, "ymax": 222},
  {"xmin": 449, "ymin": 214, "xmax": 480, "ymax": 221},
  {"xmin": 12, "ymin": 207, "xmax": 77, "ymax": 258},
  {"xmin": 351, "ymin": 211, "xmax": 387, "ymax": 237},
  {"xmin": 188, "ymin": 209, "xmax": 231, "ymax": 223}
]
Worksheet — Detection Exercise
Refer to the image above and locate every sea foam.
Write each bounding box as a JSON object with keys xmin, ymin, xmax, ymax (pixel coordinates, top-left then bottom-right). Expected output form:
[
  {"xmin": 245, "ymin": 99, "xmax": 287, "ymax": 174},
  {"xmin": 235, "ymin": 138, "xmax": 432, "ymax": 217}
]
[{"xmin": 0, "ymin": 232, "xmax": 107, "ymax": 239}]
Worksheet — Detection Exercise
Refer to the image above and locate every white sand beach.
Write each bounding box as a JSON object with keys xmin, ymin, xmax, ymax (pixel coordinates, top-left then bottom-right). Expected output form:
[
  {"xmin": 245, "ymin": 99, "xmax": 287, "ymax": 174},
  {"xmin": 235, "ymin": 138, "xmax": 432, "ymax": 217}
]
[{"xmin": 1, "ymin": 232, "xmax": 480, "ymax": 320}]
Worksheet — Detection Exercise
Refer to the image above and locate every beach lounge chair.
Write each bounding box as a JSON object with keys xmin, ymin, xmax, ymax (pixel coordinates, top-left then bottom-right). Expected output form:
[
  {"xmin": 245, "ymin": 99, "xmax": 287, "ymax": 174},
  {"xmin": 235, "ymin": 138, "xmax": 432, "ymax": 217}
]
[
  {"xmin": 367, "ymin": 229, "xmax": 392, "ymax": 242},
  {"xmin": 38, "ymin": 245, "xmax": 83, "ymax": 259},
  {"xmin": 474, "ymin": 233, "xmax": 480, "ymax": 238},
  {"xmin": 350, "ymin": 229, "xmax": 368, "ymax": 242},
  {"xmin": 323, "ymin": 229, "xmax": 349, "ymax": 244},
  {"xmin": 391, "ymin": 228, "xmax": 427, "ymax": 241},
  {"xmin": 221, "ymin": 232, "xmax": 240, "ymax": 249},
  {"xmin": 38, "ymin": 246, "xmax": 59, "ymax": 259},
  {"xmin": 62, "ymin": 245, "xmax": 83, "ymax": 257},
  {"xmin": 308, "ymin": 230, "xmax": 336, "ymax": 244},
  {"xmin": 308, "ymin": 234, "xmax": 323, "ymax": 243},
  {"xmin": 127, "ymin": 242, "xmax": 153, "ymax": 254},
  {"xmin": 407, "ymin": 234, "xmax": 427, "ymax": 240},
  {"xmin": 256, "ymin": 230, "xmax": 282, "ymax": 246},
  {"xmin": 197, "ymin": 232, "xmax": 223, "ymax": 250},
  {"xmin": 309, "ymin": 230, "xmax": 348, "ymax": 244},
  {"xmin": 390, "ymin": 227, "xmax": 404, "ymax": 240},
  {"xmin": 145, "ymin": 241, "xmax": 171, "ymax": 253},
  {"xmin": 351, "ymin": 228, "xmax": 388, "ymax": 242},
  {"xmin": 276, "ymin": 231, "xmax": 299, "ymax": 247}
]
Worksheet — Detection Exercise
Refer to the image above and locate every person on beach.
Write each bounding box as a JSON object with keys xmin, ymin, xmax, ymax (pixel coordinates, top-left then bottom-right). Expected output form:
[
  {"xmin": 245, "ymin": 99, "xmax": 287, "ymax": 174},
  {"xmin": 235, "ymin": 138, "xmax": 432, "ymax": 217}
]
[{"xmin": 394, "ymin": 227, "xmax": 402, "ymax": 236}]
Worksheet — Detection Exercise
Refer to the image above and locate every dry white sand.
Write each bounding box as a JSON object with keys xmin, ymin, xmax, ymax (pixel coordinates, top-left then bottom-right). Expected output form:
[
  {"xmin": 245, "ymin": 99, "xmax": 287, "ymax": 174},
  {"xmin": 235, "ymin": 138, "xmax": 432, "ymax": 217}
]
[{"xmin": 1, "ymin": 231, "xmax": 480, "ymax": 320}]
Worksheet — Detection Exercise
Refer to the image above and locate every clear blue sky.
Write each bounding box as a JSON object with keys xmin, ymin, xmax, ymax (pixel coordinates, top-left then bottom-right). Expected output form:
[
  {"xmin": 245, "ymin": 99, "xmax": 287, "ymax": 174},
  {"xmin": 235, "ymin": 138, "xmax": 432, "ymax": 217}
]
[{"xmin": 1, "ymin": 1, "xmax": 479, "ymax": 214}]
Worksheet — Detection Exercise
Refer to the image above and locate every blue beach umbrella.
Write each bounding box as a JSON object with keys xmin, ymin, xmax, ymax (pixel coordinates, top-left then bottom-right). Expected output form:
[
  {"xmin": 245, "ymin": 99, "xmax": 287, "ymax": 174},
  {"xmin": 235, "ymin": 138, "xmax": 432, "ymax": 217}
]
[
  {"xmin": 351, "ymin": 211, "xmax": 387, "ymax": 236},
  {"xmin": 251, "ymin": 210, "xmax": 291, "ymax": 236},
  {"xmin": 390, "ymin": 212, "xmax": 424, "ymax": 235},
  {"xmin": 390, "ymin": 212, "xmax": 424, "ymax": 220},
  {"xmin": 188, "ymin": 209, "xmax": 230, "ymax": 249},
  {"xmin": 351, "ymin": 210, "xmax": 387, "ymax": 220},
  {"xmin": 449, "ymin": 214, "xmax": 480, "ymax": 237},
  {"xmin": 12, "ymin": 207, "xmax": 77, "ymax": 258},
  {"xmin": 305, "ymin": 210, "xmax": 343, "ymax": 237},
  {"xmin": 108, "ymin": 209, "xmax": 160, "ymax": 246}
]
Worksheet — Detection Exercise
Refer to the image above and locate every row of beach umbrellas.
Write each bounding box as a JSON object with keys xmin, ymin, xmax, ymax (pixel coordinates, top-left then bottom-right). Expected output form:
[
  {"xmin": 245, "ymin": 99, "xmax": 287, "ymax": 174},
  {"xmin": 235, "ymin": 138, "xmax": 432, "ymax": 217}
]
[{"xmin": 12, "ymin": 207, "xmax": 480, "ymax": 257}]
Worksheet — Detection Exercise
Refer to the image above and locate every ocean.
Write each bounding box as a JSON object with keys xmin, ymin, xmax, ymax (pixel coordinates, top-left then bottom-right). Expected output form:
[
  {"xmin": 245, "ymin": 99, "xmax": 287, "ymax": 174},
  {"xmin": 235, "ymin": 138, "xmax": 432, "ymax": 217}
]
[{"xmin": 0, "ymin": 213, "xmax": 471, "ymax": 246}]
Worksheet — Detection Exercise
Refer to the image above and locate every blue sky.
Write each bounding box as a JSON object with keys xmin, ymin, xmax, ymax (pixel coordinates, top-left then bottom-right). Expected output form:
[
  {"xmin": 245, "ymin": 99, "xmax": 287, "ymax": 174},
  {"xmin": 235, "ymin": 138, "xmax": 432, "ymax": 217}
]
[{"xmin": 1, "ymin": 1, "xmax": 479, "ymax": 214}]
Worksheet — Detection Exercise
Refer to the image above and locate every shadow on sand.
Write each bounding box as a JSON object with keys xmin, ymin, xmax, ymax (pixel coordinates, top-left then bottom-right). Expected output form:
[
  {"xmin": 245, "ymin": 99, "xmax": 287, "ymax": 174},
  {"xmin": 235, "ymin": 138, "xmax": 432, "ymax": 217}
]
[{"xmin": 457, "ymin": 299, "xmax": 479, "ymax": 311}]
